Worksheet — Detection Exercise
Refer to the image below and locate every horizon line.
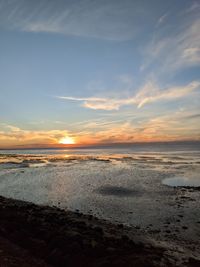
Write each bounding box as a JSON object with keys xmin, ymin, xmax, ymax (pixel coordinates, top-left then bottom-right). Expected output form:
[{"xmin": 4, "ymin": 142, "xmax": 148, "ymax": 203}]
[{"xmin": 1, "ymin": 140, "xmax": 200, "ymax": 150}]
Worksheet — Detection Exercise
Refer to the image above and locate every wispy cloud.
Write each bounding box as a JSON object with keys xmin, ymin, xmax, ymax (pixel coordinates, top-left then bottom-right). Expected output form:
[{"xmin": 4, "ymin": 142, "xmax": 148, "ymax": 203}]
[
  {"xmin": 57, "ymin": 81, "xmax": 200, "ymax": 110},
  {"xmin": 74, "ymin": 110, "xmax": 200, "ymax": 144},
  {"xmin": 156, "ymin": 12, "xmax": 168, "ymax": 27},
  {"xmin": 143, "ymin": 13, "xmax": 200, "ymax": 72},
  {"xmin": 135, "ymin": 81, "xmax": 200, "ymax": 108},
  {"xmin": 1, "ymin": 105, "xmax": 200, "ymax": 148},
  {"xmin": 0, "ymin": 0, "xmax": 147, "ymax": 40},
  {"xmin": 183, "ymin": 1, "xmax": 200, "ymax": 14}
]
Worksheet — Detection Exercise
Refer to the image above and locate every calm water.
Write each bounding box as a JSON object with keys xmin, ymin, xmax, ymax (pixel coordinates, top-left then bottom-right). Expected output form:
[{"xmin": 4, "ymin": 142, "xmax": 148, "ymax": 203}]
[
  {"xmin": 1, "ymin": 141, "xmax": 200, "ymax": 155},
  {"xmin": 0, "ymin": 143, "xmax": 200, "ymax": 226}
]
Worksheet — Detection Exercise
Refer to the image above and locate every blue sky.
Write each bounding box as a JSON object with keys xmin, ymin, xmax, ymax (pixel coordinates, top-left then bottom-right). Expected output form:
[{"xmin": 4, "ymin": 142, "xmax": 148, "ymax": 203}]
[{"xmin": 0, "ymin": 0, "xmax": 200, "ymax": 147}]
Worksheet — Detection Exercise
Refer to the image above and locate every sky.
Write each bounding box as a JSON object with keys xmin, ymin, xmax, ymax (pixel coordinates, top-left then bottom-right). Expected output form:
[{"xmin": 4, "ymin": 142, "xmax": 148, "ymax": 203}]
[{"xmin": 0, "ymin": 0, "xmax": 200, "ymax": 148}]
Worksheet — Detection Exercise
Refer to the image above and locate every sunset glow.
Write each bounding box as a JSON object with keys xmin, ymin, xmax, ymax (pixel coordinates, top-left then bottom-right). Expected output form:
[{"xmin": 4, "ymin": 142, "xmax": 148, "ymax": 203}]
[
  {"xmin": 0, "ymin": 0, "xmax": 199, "ymax": 149},
  {"xmin": 59, "ymin": 137, "xmax": 75, "ymax": 145},
  {"xmin": 1, "ymin": 2, "xmax": 200, "ymax": 266}
]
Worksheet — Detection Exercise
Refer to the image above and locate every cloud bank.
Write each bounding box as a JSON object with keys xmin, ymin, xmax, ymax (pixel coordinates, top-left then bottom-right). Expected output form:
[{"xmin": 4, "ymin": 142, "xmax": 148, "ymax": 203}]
[
  {"xmin": 1, "ymin": 105, "xmax": 200, "ymax": 148},
  {"xmin": 0, "ymin": 123, "xmax": 74, "ymax": 148}
]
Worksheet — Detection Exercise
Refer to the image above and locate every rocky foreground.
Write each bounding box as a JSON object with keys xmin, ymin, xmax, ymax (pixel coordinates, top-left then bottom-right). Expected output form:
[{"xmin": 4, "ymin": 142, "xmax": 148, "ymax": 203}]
[{"xmin": 0, "ymin": 196, "xmax": 199, "ymax": 267}]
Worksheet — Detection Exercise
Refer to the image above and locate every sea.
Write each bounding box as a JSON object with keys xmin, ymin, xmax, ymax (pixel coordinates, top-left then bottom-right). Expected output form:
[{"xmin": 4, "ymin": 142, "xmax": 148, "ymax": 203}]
[{"xmin": 0, "ymin": 142, "xmax": 200, "ymax": 227}]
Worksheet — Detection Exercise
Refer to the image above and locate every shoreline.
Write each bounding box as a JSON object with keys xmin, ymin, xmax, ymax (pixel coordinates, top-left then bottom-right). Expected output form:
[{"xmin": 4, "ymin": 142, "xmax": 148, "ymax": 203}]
[{"xmin": 0, "ymin": 196, "xmax": 200, "ymax": 266}]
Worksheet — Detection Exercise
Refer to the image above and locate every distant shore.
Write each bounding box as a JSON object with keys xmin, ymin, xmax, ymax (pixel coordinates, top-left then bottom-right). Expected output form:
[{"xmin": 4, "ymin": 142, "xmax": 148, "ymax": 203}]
[
  {"xmin": 0, "ymin": 195, "xmax": 200, "ymax": 267},
  {"xmin": 1, "ymin": 140, "xmax": 200, "ymax": 151}
]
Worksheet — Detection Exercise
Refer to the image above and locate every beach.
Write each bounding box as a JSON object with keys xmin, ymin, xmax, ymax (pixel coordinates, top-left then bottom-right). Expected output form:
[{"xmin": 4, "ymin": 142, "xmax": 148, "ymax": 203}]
[
  {"xmin": 0, "ymin": 148, "xmax": 200, "ymax": 266},
  {"xmin": 0, "ymin": 195, "xmax": 200, "ymax": 267},
  {"xmin": 1, "ymin": 0, "xmax": 200, "ymax": 265}
]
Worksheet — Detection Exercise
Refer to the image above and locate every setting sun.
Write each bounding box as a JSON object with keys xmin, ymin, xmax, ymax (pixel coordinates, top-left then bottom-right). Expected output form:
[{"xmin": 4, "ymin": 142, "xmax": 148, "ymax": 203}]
[{"xmin": 59, "ymin": 136, "xmax": 75, "ymax": 145}]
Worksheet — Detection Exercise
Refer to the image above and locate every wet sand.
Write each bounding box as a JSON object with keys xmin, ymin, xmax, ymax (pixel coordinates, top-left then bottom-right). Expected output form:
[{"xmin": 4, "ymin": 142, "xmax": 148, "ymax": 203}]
[
  {"xmin": 0, "ymin": 195, "xmax": 200, "ymax": 267},
  {"xmin": 0, "ymin": 152, "xmax": 200, "ymax": 266}
]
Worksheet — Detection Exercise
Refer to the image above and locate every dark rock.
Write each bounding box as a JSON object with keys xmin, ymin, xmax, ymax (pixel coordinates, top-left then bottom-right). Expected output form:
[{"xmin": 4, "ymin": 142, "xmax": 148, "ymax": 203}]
[
  {"xmin": 88, "ymin": 215, "xmax": 93, "ymax": 220},
  {"xmin": 93, "ymin": 226, "xmax": 103, "ymax": 234},
  {"xmin": 187, "ymin": 257, "xmax": 200, "ymax": 267},
  {"xmin": 47, "ymin": 248, "xmax": 66, "ymax": 266}
]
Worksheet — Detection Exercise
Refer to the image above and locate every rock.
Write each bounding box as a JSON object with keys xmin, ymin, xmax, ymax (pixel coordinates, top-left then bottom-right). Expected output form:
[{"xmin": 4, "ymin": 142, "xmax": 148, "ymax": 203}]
[
  {"xmin": 187, "ymin": 257, "xmax": 200, "ymax": 267},
  {"xmin": 88, "ymin": 215, "xmax": 93, "ymax": 220},
  {"xmin": 106, "ymin": 247, "xmax": 116, "ymax": 253},
  {"xmin": 93, "ymin": 226, "xmax": 103, "ymax": 234},
  {"xmin": 121, "ymin": 235, "xmax": 129, "ymax": 241},
  {"xmin": 67, "ymin": 241, "xmax": 81, "ymax": 254}
]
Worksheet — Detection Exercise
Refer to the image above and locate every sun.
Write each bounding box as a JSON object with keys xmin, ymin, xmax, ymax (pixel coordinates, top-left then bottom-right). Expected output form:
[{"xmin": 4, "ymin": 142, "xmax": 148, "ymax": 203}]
[{"xmin": 59, "ymin": 136, "xmax": 75, "ymax": 145}]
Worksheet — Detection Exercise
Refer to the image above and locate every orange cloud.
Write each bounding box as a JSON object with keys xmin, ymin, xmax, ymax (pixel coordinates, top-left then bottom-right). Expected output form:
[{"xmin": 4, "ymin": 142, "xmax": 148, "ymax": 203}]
[
  {"xmin": 0, "ymin": 124, "xmax": 75, "ymax": 148},
  {"xmin": 1, "ymin": 109, "xmax": 200, "ymax": 149}
]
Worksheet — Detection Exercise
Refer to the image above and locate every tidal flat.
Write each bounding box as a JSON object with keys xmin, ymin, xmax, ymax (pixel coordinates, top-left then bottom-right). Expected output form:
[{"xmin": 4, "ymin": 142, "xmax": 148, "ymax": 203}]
[{"xmin": 0, "ymin": 150, "xmax": 200, "ymax": 266}]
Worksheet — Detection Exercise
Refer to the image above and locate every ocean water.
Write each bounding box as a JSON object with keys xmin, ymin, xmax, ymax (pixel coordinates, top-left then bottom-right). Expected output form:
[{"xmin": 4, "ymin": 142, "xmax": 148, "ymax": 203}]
[{"xmin": 0, "ymin": 143, "xmax": 200, "ymax": 227}]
